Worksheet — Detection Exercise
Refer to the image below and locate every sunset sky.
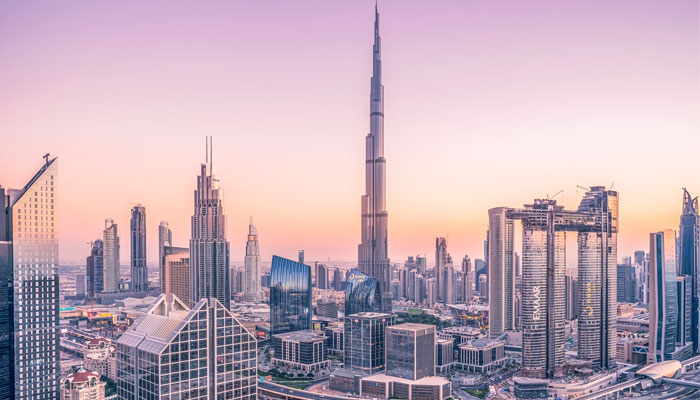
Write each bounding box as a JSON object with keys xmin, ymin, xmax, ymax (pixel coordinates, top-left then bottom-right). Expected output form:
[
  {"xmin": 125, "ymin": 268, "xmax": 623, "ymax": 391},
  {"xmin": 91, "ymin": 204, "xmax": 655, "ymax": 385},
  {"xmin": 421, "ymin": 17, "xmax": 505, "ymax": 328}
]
[{"xmin": 1, "ymin": 0, "xmax": 698, "ymax": 266}]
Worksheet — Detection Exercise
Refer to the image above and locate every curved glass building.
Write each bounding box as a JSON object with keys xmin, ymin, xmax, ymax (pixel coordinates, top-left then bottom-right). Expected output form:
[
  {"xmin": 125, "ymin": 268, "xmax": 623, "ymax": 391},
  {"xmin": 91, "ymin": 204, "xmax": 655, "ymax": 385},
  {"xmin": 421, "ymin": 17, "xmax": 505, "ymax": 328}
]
[
  {"xmin": 345, "ymin": 269, "xmax": 382, "ymax": 316},
  {"xmin": 270, "ymin": 255, "xmax": 312, "ymax": 335}
]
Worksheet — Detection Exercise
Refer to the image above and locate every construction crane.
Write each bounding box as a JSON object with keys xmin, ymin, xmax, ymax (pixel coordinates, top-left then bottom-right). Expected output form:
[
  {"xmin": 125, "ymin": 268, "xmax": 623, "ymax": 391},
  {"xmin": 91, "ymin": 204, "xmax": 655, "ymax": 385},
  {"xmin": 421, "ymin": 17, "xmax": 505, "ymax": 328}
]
[{"xmin": 547, "ymin": 190, "xmax": 564, "ymax": 200}]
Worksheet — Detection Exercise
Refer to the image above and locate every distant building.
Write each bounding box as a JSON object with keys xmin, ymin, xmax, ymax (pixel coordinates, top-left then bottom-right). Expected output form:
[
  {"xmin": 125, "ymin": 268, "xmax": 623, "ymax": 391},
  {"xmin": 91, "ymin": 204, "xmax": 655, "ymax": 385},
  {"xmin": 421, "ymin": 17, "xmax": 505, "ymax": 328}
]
[
  {"xmin": 324, "ymin": 324, "xmax": 344, "ymax": 355},
  {"xmin": 565, "ymin": 275, "xmax": 578, "ymax": 321},
  {"xmin": 130, "ymin": 205, "xmax": 148, "ymax": 292},
  {"xmin": 116, "ymin": 294, "xmax": 256, "ymax": 400},
  {"xmin": 84, "ymin": 338, "xmax": 116, "ymax": 381},
  {"xmin": 333, "ymin": 268, "xmax": 343, "ymax": 290},
  {"xmin": 344, "ymin": 312, "xmax": 394, "ymax": 374},
  {"xmin": 272, "ymin": 330, "xmax": 329, "ymax": 372},
  {"xmin": 478, "ymin": 275, "xmax": 487, "ymax": 298},
  {"xmin": 86, "ymin": 239, "xmax": 104, "ymax": 298},
  {"xmin": 103, "ymin": 218, "xmax": 120, "ymax": 293},
  {"xmin": 385, "ymin": 323, "xmax": 435, "ymax": 380},
  {"xmin": 678, "ymin": 189, "xmax": 700, "ymax": 353},
  {"xmin": 158, "ymin": 221, "xmax": 172, "ymax": 293},
  {"xmin": 162, "ymin": 246, "xmax": 190, "ymax": 305},
  {"xmin": 345, "ymin": 268, "xmax": 382, "ymax": 316},
  {"xmin": 488, "ymin": 207, "xmax": 515, "ymax": 338},
  {"xmin": 436, "ymin": 339, "xmax": 455, "ymax": 373},
  {"xmin": 316, "ymin": 298, "xmax": 339, "ymax": 319},
  {"xmin": 617, "ymin": 264, "xmax": 637, "ymax": 303},
  {"xmin": 243, "ymin": 219, "xmax": 263, "ymax": 301},
  {"xmin": 270, "ymin": 255, "xmax": 311, "ymax": 335},
  {"xmin": 61, "ymin": 369, "xmax": 105, "ymax": 400},
  {"xmin": 435, "ymin": 237, "xmax": 450, "ymax": 303},
  {"xmin": 315, "ymin": 262, "xmax": 329, "ymax": 289},
  {"xmin": 462, "ymin": 255, "xmax": 472, "ymax": 304}
]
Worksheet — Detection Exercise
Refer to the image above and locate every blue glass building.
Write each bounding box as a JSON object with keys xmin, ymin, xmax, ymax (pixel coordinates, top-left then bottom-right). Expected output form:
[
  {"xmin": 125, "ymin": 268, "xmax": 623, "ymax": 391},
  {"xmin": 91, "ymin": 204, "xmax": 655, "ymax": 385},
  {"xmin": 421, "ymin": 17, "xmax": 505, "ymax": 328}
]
[
  {"xmin": 345, "ymin": 269, "xmax": 382, "ymax": 316},
  {"xmin": 679, "ymin": 189, "xmax": 699, "ymax": 353},
  {"xmin": 270, "ymin": 255, "xmax": 312, "ymax": 335}
]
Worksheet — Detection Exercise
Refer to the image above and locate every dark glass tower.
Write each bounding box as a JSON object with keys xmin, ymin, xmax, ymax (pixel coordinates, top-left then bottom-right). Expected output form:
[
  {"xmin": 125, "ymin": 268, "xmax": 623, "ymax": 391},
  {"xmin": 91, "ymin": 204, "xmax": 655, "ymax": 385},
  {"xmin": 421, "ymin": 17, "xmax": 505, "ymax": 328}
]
[
  {"xmin": 270, "ymin": 255, "xmax": 311, "ymax": 335},
  {"xmin": 345, "ymin": 268, "xmax": 382, "ymax": 316},
  {"xmin": 679, "ymin": 189, "xmax": 699, "ymax": 353},
  {"xmin": 130, "ymin": 205, "xmax": 147, "ymax": 292},
  {"xmin": 86, "ymin": 239, "xmax": 104, "ymax": 298}
]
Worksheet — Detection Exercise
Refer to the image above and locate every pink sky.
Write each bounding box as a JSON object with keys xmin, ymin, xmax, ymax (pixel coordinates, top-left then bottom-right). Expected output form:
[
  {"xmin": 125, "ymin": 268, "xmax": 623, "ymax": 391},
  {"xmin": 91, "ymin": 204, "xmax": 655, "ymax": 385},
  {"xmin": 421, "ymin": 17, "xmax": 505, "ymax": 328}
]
[{"xmin": 1, "ymin": 0, "xmax": 698, "ymax": 265}]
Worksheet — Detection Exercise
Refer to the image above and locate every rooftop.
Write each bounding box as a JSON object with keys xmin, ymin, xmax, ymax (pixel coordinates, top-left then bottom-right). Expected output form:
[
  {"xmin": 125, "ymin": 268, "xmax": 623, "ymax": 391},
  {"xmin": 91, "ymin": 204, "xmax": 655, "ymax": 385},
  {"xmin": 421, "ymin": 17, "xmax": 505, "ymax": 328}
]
[
  {"xmin": 273, "ymin": 329, "xmax": 327, "ymax": 342},
  {"xmin": 388, "ymin": 322, "xmax": 435, "ymax": 332},
  {"xmin": 361, "ymin": 372, "xmax": 450, "ymax": 386},
  {"xmin": 347, "ymin": 312, "xmax": 392, "ymax": 319}
]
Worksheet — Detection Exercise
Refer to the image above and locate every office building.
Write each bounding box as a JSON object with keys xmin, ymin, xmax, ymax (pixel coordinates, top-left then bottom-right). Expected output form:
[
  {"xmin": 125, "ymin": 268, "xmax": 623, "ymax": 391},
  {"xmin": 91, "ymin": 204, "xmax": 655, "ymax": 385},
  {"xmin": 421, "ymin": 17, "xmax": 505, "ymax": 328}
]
[
  {"xmin": 359, "ymin": 374, "xmax": 451, "ymax": 400},
  {"xmin": 385, "ymin": 323, "xmax": 435, "ymax": 380},
  {"xmin": 190, "ymin": 137, "xmax": 230, "ymax": 309},
  {"xmin": 345, "ymin": 268, "xmax": 382, "ymax": 316},
  {"xmin": 103, "ymin": 218, "xmax": 120, "ymax": 293},
  {"xmin": 344, "ymin": 312, "xmax": 394, "ymax": 374},
  {"xmin": 677, "ymin": 276, "xmax": 692, "ymax": 348},
  {"xmin": 272, "ymin": 330, "xmax": 329, "ymax": 372},
  {"xmin": 163, "ymin": 246, "xmax": 190, "ymax": 306},
  {"xmin": 358, "ymin": 5, "xmax": 392, "ymax": 314},
  {"xmin": 0, "ymin": 156, "xmax": 60, "ymax": 399},
  {"xmin": 116, "ymin": 294, "xmax": 256, "ymax": 400},
  {"xmin": 436, "ymin": 339, "xmax": 455, "ymax": 373},
  {"xmin": 270, "ymin": 255, "xmax": 311, "ymax": 335},
  {"xmin": 457, "ymin": 339, "xmax": 506, "ymax": 373},
  {"xmin": 488, "ymin": 207, "xmax": 515, "ymax": 338},
  {"xmin": 316, "ymin": 298, "xmax": 339, "ymax": 319},
  {"xmin": 243, "ymin": 218, "xmax": 263, "ymax": 301},
  {"xmin": 617, "ymin": 264, "xmax": 637, "ymax": 303},
  {"xmin": 130, "ymin": 205, "xmax": 147, "ymax": 292},
  {"xmin": 649, "ymin": 230, "xmax": 680, "ymax": 362},
  {"xmin": 679, "ymin": 189, "xmax": 700, "ymax": 353},
  {"xmin": 86, "ymin": 239, "xmax": 104, "ymax": 298},
  {"xmin": 315, "ymin": 262, "xmax": 329, "ymax": 289},
  {"xmin": 462, "ymin": 255, "xmax": 472, "ymax": 304},
  {"xmin": 158, "ymin": 221, "xmax": 172, "ymax": 293},
  {"xmin": 61, "ymin": 370, "xmax": 105, "ymax": 400}
]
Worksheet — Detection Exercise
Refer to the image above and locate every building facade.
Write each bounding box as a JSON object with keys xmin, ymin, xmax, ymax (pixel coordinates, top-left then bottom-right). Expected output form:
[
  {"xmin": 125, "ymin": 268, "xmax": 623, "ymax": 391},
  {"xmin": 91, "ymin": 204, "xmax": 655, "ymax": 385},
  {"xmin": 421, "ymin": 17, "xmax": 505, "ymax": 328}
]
[
  {"xmin": 345, "ymin": 268, "xmax": 382, "ymax": 316},
  {"xmin": 130, "ymin": 205, "xmax": 147, "ymax": 292},
  {"xmin": 158, "ymin": 221, "xmax": 172, "ymax": 293},
  {"xmin": 344, "ymin": 312, "xmax": 394, "ymax": 374},
  {"xmin": 1, "ymin": 156, "xmax": 60, "ymax": 399},
  {"xmin": 488, "ymin": 207, "xmax": 515, "ymax": 338},
  {"xmin": 116, "ymin": 294, "xmax": 257, "ymax": 400},
  {"xmin": 103, "ymin": 218, "xmax": 120, "ymax": 293},
  {"xmin": 243, "ymin": 219, "xmax": 263, "ymax": 301},
  {"xmin": 61, "ymin": 370, "xmax": 105, "ymax": 400},
  {"xmin": 86, "ymin": 239, "xmax": 104, "ymax": 298},
  {"xmin": 190, "ymin": 137, "xmax": 230, "ymax": 309},
  {"xmin": 649, "ymin": 230, "xmax": 678, "ymax": 363},
  {"xmin": 358, "ymin": 5, "xmax": 392, "ymax": 314},
  {"xmin": 272, "ymin": 330, "xmax": 329, "ymax": 372},
  {"xmin": 270, "ymin": 255, "xmax": 311, "ymax": 335},
  {"xmin": 385, "ymin": 323, "xmax": 435, "ymax": 380},
  {"xmin": 457, "ymin": 339, "xmax": 506, "ymax": 373},
  {"xmin": 163, "ymin": 246, "xmax": 190, "ymax": 305},
  {"xmin": 679, "ymin": 189, "xmax": 699, "ymax": 353},
  {"xmin": 84, "ymin": 338, "xmax": 116, "ymax": 381}
]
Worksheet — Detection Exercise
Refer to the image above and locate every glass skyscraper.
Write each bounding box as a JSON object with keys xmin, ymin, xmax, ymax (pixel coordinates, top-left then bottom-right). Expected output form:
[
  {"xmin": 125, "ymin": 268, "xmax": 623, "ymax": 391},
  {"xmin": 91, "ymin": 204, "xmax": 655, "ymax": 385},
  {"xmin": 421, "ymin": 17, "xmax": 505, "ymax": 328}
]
[
  {"xmin": 488, "ymin": 207, "xmax": 515, "ymax": 338},
  {"xmin": 678, "ymin": 188, "xmax": 699, "ymax": 353},
  {"xmin": 343, "ymin": 312, "xmax": 394, "ymax": 374},
  {"xmin": 385, "ymin": 323, "xmax": 435, "ymax": 380},
  {"xmin": 1, "ymin": 156, "xmax": 60, "ymax": 399},
  {"xmin": 158, "ymin": 221, "xmax": 172, "ymax": 293},
  {"xmin": 270, "ymin": 255, "xmax": 311, "ymax": 335},
  {"xmin": 130, "ymin": 204, "xmax": 147, "ymax": 292},
  {"xmin": 345, "ymin": 268, "xmax": 382, "ymax": 316},
  {"xmin": 86, "ymin": 239, "xmax": 104, "ymax": 298},
  {"xmin": 649, "ymin": 230, "xmax": 678, "ymax": 362},
  {"xmin": 103, "ymin": 218, "xmax": 120, "ymax": 293}
]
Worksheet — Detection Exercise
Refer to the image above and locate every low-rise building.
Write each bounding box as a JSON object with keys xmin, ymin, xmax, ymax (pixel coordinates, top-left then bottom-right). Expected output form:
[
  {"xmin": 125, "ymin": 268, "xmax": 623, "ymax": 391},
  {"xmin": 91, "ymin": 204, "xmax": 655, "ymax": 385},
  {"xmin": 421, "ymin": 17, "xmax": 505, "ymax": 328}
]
[
  {"xmin": 436, "ymin": 339, "xmax": 454, "ymax": 373},
  {"xmin": 61, "ymin": 369, "xmax": 105, "ymax": 400},
  {"xmin": 359, "ymin": 374, "xmax": 451, "ymax": 400},
  {"xmin": 272, "ymin": 330, "xmax": 329, "ymax": 372},
  {"xmin": 324, "ymin": 324, "xmax": 344, "ymax": 355},
  {"xmin": 84, "ymin": 338, "xmax": 116, "ymax": 380},
  {"xmin": 457, "ymin": 338, "xmax": 506, "ymax": 373}
]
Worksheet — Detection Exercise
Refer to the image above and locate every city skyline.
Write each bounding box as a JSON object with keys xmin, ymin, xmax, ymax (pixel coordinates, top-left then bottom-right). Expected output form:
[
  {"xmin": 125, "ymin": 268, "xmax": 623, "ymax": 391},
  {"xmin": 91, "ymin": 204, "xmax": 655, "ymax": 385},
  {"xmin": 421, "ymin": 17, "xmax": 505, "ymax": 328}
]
[{"xmin": 1, "ymin": 1, "xmax": 698, "ymax": 265}]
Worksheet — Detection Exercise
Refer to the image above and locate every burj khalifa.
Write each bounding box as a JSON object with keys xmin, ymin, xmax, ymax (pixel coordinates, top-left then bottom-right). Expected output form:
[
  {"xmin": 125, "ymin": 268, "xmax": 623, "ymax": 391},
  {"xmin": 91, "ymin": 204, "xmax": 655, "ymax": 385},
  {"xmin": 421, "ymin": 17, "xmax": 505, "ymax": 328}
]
[{"xmin": 358, "ymin": 4, "xmax": 392, "ymax": 313}]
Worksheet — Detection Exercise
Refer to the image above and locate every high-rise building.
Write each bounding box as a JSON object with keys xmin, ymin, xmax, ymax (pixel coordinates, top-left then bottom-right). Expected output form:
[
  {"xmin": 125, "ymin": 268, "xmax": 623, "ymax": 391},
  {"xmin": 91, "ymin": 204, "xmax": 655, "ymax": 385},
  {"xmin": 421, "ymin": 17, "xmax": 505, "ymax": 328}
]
[
  {"xmin": 86, "ymin": 239, "xmax": 104, "ymax": 298},
  {"xmin": 344, "ymin": 312, "xmax": 395, "ymax": 374},
  {"xmin": 385, "ymin": 323, "xmax": 435, "ymax": 380},
  {"xmin": 345, "ymin": 268, "xmax": 382, "ymax": 316},
  {"xmin": 462, "ymin": 255, "xmax": 472, "ymax": 304},
  {"xmin": 478, "ymin": 275, "xmax": 487, "ymax": 298},
  {"xmin": 649, "ymin": 230, "xmax": 679, "ymax": 362},
  {"xmin": 103, "ymin": 218, "xmax": 120, "ymax": 293},
  {"xmin": 565, "ymin": 275, "xmax": 578, "ymax": 321},
  {"xmin": 474, "ymin": 259, "xmax": 487, "ymax": 295},
  {"xmin": 488, "ymin": 207, "xmax": 515, "ymax": 338},
  {"xmin": 163, "ymin": 246, "xmax": 190, "ymax": 306},
  {"xmin": 190, "ymin": 137, "xmax": 230, "ymax": 309},
  {"xmin": 358, "ymin": 5, "xmax": 392, "ymax": 314},
  {"xmin": 678, "ymin": 188, "xmax": 699, "ymax": 353},
  {"xmin": 0, "ymin": 156, "xmax": 60, "ymax": 399},
  {"xmin": 333, "ymin": 268, "xmax": 343, "ymax": 291},
  {"xmin": 270, "ymin": 255, "xmax": 311, "ymax": 335},
  {"xmin": 677, "ymin": 276, "xmax": 692, "ymax": 349},
  {"xmin": 243, "ymin": 218, "xmax": 263, "ymax": 301},
  {"xmin": 116, "ymin": 294, "xmax": 257, "ymax": 400},
  {"xmin": 158, "ymin": 221, "xmax": 172, "ymax": 293},
  {"xmin": 316, "ymin": 263, "xmax": 329, "ymax": 289},
  {"xmin": 298, "ymin": 249, "xmax": 304, "ymax": 264},
  {"xmin": 130, "ymin": 205, "xmax": 147, "ymax": 292},
  {"xmin": 76, "ymin": 273, "xmax": 86, "ymax": 296},
  {"xmin": 435, "ymin": 237, "xmax": 448, "ymax": 302},
  {"xmin": 617, "ymin": 264, "xmax": 637, "ymax": 303}
]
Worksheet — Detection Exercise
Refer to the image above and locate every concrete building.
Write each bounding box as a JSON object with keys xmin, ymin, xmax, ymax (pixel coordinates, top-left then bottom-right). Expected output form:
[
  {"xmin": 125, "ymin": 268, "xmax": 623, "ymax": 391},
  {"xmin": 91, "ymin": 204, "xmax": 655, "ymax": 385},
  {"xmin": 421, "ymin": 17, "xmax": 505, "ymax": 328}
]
[
  {"xmin": 344, "ymin": 312, "xmax": 394, "ymax": 374},
  {"xmin": 61, "ymin": 369, "xmax": 105, "ymax": 400},
  {"xmin": 358, "ymin": 4, "xmax": 392, "ymax": 314},
  {"xmin": 272, "ymin": 330, "xmax": 329, "ymax": 372},
  {"xmin": 162, "ymin": 245, "xmax": 190, "ymax": 307},
  {"xmin": 243, "ymin": 218, "xmax": 263, "ymax": 301},
  {"xmin": 0, "ymin": 156, "xmax": 60, "ymax": 399},
  {"xmin": 116, "ymin": 294, "xmax": 256, "ymax": 400},
  {"xmin": 385, "ymin": 323, "xmax": 435, "ymax": 380},
  {"xmin": 457, "ymin": 339, "xmax": 506, "ymax": 373},
  {"xmin": 130, "ymin": 205, "xmax": 147, "ymax": 292},
  {"xmin": 158, "ymin": 221, "xmax": 172, "ymax": 293},
  {"xmin": 103, "ymin": 218, "xmax": 120, "ymax": 293},
  {"xmin": 190, "ymin": 137, "xmax": 230, "ymax": 309},
  {"xmin": 84, "ymin": 337, "xmax": 116, "ymax": 381}
]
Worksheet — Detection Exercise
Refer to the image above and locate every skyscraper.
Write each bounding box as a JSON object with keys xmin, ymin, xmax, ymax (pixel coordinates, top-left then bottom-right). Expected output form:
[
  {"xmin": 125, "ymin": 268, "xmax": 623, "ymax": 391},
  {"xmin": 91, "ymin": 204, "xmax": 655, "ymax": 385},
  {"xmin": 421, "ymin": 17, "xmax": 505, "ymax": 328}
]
[
  {"xmin": 678, "ymin": 188, "xmax": 699, "ymax": 353},
  {"xmin": 0, "ymin": 156, "xmax": 60, "ymax": 399},
  {"xmin": 345, "ymin": 268, "xmax": 382, "ymax": 316},
  {"xmin": 130, "ymin": 205, "xmax": 147, "ymax": 292},
  {"xmin": 435, "ymin": 237, "xmax": 450, "ymax": 303},
  {"xmin": 86, "ymin": 239, "xmax": 104, "ymax": 298},
  {"xmin": 103, "ymin": 218, "xmax": 120, "ymax": 293},
  {"xmin": 270, "ymin": 255, "xmax": 311, "ymax": 335},
  {"xmin": 649, "ymin": 230, "xmax": 679, "ymax": 362},
  {"xmin": 190, "ymin": 137, "xmax": 230, "ymax": 309},
  {"xmin": 316, "ymin": 262, "xmax": 329, "ymax": 289},
  {"xmin": 163, "ymin": 246, "xmax": 190, "ymax": 306},
  {"xmin": 462, "ymin": 255, "xmax": 472, "ymax": 304},
  {"xmin": 358, "ymin": 5, "xmax": 392, "ymax": 314},
  {"xmin": 243, "ymin": 218, "xmax": 263, "ymax": 301},
  {"xmin": 158, "ymin": 221, "xmax": 172, "ymax": 293},
  {"xmin": 385, "ymin": 323, "xmax": 435, "ymax": 380},
  {"xmin": 488, "ymin": 207, "xmax": 515, "ymax": 338},
  {"xmin": 344, "ymin": 312, "xmax": 395, "ymax": 374}
]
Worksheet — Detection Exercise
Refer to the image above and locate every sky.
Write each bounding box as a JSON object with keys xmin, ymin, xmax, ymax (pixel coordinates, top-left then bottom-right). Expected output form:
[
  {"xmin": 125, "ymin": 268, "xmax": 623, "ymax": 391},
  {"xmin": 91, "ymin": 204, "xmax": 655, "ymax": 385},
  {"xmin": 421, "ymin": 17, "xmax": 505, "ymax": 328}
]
[{"xmin": 1, "ymin": 1, "xmax": 698, "ymax": 266}]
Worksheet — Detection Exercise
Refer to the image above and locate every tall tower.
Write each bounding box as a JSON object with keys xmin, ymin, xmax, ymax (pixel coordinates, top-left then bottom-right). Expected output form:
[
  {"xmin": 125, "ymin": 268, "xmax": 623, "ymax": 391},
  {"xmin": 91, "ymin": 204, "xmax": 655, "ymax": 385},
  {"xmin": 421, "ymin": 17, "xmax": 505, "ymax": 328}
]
[
  {"xmin": 488, "ymin": 207, "xmax": 515, "ymax": 338},
  {"xmin": 130, "ymin": 205, "xmax": 147, "ymax": 292},
  {"xmin": 648, "ymin": 230, "xmax": 679, "ymax": 363},
  {"xmin": 679, "ymin": 189, "xmax": 700, "ymax": 353},
  {"xmin": 158, "ymin": 221, "xmax": 172, "ymax": 293},
  {"xmin": 243, "ymin": 217, "xmax": 263, "ymax": 301},
  {"xmin": 359, "ymin": 4, "xmax": 392, "ymax": 313},
  {"xmin": 190, "ymin": 137, "xmax": 230, "ymax": 309},
  {"xmin": 435, "ymin": 237, "xmax": 448, "ymax": 302},
  {"xmin": 462, "ymin": 255, "xmax": 472, "ymax": 304},
  {"xmin": 103, "ymin": 218, "xmax": 120, "ymax": 293},
  {"xmin": 1, "ymin": 156, "xmax": 60, "ymax": 399}
]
